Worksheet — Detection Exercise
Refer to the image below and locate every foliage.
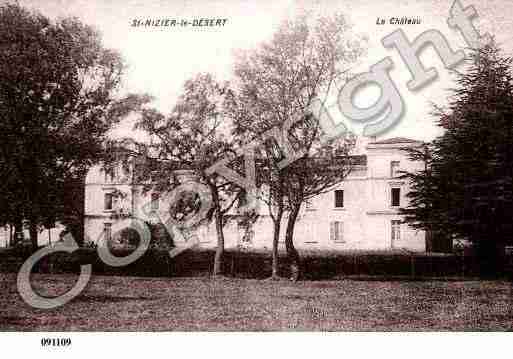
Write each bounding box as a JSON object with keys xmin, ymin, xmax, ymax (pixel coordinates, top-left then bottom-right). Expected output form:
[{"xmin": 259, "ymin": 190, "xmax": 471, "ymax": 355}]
[
  {"xmin": 112, "ymin": 73, "xmax": 243, "ymax": 276},
  {"xmin": 400, "ymin": 42, "xmax": 513, "ymax": 275},
  {"xmin": 0, "ymin": 4, "xmax": 150, "ymax": 249},
  {"xmin": 227, "ymin": 12, "xmax": 364, "ymax": 279},
  {"xmin": 112, "ymin": 223, "xmax": 174, "ymax": 250}
]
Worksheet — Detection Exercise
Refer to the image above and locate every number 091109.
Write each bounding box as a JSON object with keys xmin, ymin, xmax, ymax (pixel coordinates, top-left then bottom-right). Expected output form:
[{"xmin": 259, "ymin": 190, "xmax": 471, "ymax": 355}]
[{"xmin": 41, "ymin": 338, "xmax": 71, "ymax": 347}]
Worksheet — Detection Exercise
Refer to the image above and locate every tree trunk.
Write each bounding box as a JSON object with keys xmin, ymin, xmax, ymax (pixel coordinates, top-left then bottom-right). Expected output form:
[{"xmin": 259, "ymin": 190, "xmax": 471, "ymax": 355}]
[
  {"xmin": 285, "ymin": 203, "xmax": 301, "ymax": 281},
  {"xmin": 271, "ymin": 212, "xmax": 282, "ymax": 279},
  {"xmin": 425, "ymin": 229, "xmax": 433, "ymax": 252},
  {"xmin": 211, "ymin": 185, "xmax": 225, "ymax": 277},
  {"xmin": 14, "ymin": 217, "xmax": 23, "ymax": 246},
  {"xmin": 269, "ymin": 170, "xmax": 285, "ymax": 280},
  {"xmin": 213, "ymin": 208, "xmax": 225, "ymax": 276},
  {"xmin": 29, "ymin": 218, "xmax": 38, "ymax": 251}
]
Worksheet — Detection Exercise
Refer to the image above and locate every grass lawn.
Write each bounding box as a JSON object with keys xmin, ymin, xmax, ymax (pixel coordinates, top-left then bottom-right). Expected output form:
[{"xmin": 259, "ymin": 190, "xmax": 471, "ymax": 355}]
[{"xmin": 1, "ymin": 273, "xmax": 513, "ymax": 331}]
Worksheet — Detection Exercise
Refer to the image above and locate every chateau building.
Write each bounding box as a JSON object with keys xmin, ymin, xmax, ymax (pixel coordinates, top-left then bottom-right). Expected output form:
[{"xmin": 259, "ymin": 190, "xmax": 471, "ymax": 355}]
[{"xmin": 83, "ymin": 137, "xmax": 427, "ymax": 252}]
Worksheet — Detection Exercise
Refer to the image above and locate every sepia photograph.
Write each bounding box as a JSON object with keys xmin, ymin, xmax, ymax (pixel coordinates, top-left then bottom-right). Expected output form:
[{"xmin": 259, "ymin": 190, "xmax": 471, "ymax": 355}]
[{"xmin": 1, "ymin": 0, "xmax": 513, "ymax": 353}]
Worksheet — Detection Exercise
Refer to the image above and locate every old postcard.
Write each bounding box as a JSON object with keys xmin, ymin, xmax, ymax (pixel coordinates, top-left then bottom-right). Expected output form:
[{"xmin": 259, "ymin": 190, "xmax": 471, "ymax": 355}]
[{"xmin": 1, "ymin": 0, "xmax": 512, "ymax": 356}]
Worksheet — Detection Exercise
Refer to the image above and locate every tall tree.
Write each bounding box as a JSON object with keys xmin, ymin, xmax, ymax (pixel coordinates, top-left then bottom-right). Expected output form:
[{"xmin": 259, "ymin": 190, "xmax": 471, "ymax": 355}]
[
  {"xmin": 401, "ymin": 42, "xmax": 513, "ymax": 276},
  {"xmin": 130, "ymin": 73, "xmax": 242, "ymax": 277},
  {"xmin": 229, "ymin": 13, "xmax": 363, "ymax": 280},
  {"xmin": 0, "ymin": 4, "xmax": 150, "ymax": 249}
]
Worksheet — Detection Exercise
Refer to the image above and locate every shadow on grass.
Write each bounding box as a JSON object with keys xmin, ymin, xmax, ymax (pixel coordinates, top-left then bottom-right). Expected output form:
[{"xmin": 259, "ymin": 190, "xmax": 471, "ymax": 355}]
[{"xmin": 1, "ymin": 316, "xmax": 41, "ymax": 326}]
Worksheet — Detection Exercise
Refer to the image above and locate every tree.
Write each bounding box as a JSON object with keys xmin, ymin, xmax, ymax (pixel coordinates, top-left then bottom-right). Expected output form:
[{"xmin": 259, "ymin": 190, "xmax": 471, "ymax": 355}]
[
  {"xmin": 228, "ymin": 13, "xmax": 363, "ymax": 280},
  {"xmin": 129, "ymin": 73, "xmax": 242, "ymax": 277},
  {"xmin": 401, "ymin": 42, "xmax": 513, "ymax": 276},
  {"xmin": 0, "ymin": 4, "xmax": 150, "ymax": 249}
]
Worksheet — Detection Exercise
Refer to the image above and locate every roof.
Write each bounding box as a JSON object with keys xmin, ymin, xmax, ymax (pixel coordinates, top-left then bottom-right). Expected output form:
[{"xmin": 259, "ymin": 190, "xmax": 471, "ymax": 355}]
[
  {"xmin": 306, "ymin": 154, "xmax": 367, "ymax": 165},
  {"xmin": 368, "ymin": 137, "xmax": 423, "ymax": 145}
]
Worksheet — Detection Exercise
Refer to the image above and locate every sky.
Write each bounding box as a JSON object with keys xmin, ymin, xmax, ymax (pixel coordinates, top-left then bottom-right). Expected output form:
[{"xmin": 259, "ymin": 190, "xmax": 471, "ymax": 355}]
[{"xmin": 12, "ymin": 0, "xmax": 513, "ymax": 142}]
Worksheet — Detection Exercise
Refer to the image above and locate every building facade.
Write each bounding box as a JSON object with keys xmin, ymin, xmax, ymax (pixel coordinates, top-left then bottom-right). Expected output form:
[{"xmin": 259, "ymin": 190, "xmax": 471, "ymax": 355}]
[{"xmin": 84, "ymin": 137, "xmax": 426, "ymax": 252}]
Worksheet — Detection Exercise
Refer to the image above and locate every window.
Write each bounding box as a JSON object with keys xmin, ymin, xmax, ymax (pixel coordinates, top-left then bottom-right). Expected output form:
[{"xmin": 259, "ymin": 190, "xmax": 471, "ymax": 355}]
[
  {"xmin": 104, "ymin": 166, "xmax": 116, "ymax": 183},
  {"xmin": 391, "ymin": 220, "xmax": 401, "ymax": 247},
  {"xmin": 330, "ymin": 221, "xmax": 344, "ymax": 242},
  {"xmin": 305, "ymin": 199, "xmax": 315, "ymax": 210},
  {"xmin": 151, "ymin": 193, "xmax": 160, "ymax": 211},
  {"xmin": 390, "ymin": 161, "xmax": 400, "ymax": 178},
  {"xmin": 104, "ymin": 223, "xmax": 112, "ymax": 242},
  {"xmin": 391, "ymin": 188, "xmax": 401, "ymax": 207},
  {"xmin": 104, "ymin": 193, "xmax": 114, "ymax": 211},
  {"xmin": 334, "ymin": 190, "xmax": 344, "ymax": 208}
]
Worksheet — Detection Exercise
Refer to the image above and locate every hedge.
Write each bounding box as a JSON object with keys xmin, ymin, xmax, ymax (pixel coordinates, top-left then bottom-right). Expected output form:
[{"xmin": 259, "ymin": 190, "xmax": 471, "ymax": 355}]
[{"xmin": 0, "ymin": 246, "xmax": 488, "ymax": 279}]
